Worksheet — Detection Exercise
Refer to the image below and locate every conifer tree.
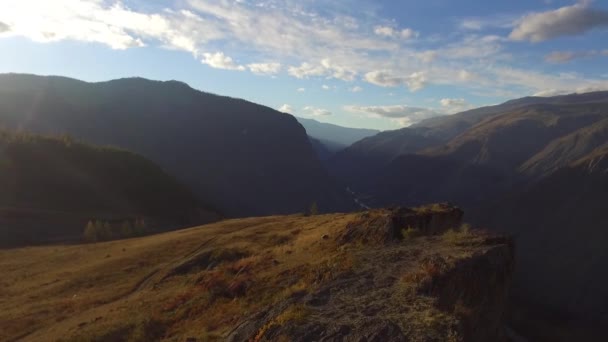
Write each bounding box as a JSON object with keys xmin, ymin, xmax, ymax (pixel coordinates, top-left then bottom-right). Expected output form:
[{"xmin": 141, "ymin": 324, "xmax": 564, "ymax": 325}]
[
  {"xmin": 121, "ymin": 220, "xmax": 133, "ymax": 238},
  {"xmin": 84, "ymin": 220, "xmax": 97, "ymax": 242},
  {"xmin": 309, "ymin": 201, "xmax": 319, "ymax": 216}
]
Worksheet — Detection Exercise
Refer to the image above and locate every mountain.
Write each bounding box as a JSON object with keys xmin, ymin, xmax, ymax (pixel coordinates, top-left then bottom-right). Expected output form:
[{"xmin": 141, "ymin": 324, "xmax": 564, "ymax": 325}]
[
  {"xmin": 519, "ymin": 117, "xmax": 608, "ymax": 178},
  {"xmin": 308, "ymin": 136, "xmax": 333, "ymax": 161},
  {"xmin": 0, "ymin": 205, "xmax": 515, "ymax": 342},
  {"xmin": 473, "ymin": 146, "xmax": 608, "ymax": 323},
  {"xmin": 0, "ymin": 130, "xmax": 216, "ymax": 247},
  {"xmin": 330, "ymin": 93, "xmax": 608, "ymax": 195},
  {"xmin": 425, "ymin": 103, "xmax": 607, "ymax": 173},
  {"xmin": 329, "ymin": 127, "xmax": 441, "ymax": 186},
  {"xmin": 412, "ymin": 90, "xmax": 608, "ymax": 142},
  {"xmin": 328, "ymin": 91, "xmax": 608, "ymax": 332},
  {"xmin": 295, "ymin": 117, "xmax": 380, "ymax": 151},
  {"xmin": 0, "ymin": 74, "xmax": 353, "ymax": 217}
]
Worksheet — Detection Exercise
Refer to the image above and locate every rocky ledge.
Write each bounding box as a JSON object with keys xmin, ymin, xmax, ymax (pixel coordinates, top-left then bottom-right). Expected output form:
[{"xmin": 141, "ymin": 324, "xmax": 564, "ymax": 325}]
[{"xmin": 227, "ymin": 204, "xmax": 514, "ymax": 342}]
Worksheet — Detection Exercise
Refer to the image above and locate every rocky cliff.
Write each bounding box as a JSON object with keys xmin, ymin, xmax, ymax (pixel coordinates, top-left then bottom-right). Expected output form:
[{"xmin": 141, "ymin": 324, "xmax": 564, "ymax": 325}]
[{"xmin": 227, "ymin": 205, "xmax": 514, "ymax": 342}]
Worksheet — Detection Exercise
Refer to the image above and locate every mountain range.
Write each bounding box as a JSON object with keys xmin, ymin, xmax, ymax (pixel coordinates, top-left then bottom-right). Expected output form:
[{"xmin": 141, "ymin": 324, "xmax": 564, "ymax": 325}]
[
  {"xmin": 328, "ymin": 91, "xmax": 608, "ymax": 328},
  {"xmin": 295, "ymin": 117, "xmax": 379, "ymax": 153},
  {"xmin": 1, "ymin": 73, "xmax": 608, "ymax": 339},
  {"xmin": 0, "ymin": 74, "xmax": 354, "ymax": 218}
]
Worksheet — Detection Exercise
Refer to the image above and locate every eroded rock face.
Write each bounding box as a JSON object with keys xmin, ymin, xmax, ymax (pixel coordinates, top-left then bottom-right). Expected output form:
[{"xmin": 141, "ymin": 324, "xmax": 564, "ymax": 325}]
[
  {"xmin": 392, "ymin": 204, "xmax": 464, "ymax": 235},
  {"xmin": 337, "ymin": 204, "xmax": 464, "ymax": 246},
  {"xmin": 227, "ymin": 207, "xmax": 513, "ymax": 342}
]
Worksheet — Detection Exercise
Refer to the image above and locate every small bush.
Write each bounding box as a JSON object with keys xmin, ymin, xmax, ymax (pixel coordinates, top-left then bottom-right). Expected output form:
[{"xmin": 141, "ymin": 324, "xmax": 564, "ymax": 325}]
[
  {"xmin": 401, "ymin": 226, "xmax": 421, "ymax": 240},
  {"xmin": 442, "ymin": 224, "xmax": 473, "ymax": 244}
]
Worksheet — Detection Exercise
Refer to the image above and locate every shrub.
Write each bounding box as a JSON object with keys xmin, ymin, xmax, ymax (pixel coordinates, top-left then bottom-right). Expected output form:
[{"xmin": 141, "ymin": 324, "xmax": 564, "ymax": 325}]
[
  {"xmin": 442, "ymin": 224, "xmax": 473, "ymax": 244},
  {"xmin": 83, "ymin": 221, "xmax": 97, "ymax": 242},
  {"xmin": 401, "ymin": 226, "xmax": 421, "ymax": 240}
]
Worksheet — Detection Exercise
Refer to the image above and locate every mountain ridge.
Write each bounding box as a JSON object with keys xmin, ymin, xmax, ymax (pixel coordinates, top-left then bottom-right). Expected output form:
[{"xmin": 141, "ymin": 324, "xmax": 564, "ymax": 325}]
[{"xmin": 0, "ymin": 73, "xmax": 354, "ymax": 217}]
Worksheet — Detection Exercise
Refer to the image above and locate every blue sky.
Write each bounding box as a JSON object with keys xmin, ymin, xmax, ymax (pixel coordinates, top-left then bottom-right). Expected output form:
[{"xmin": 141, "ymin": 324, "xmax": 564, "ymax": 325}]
[{"xmin": 1, "ymin": 0, "xmax": 607, "ymax": 130}]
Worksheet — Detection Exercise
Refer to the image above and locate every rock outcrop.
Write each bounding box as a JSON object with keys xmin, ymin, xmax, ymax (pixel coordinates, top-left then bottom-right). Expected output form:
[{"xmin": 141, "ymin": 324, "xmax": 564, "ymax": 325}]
[
  {"xmin": 227, "ymin": 206, "xmax": 513, "ymax": 342},
  {"xmin": 337, "ymin": 204, "xmax": 464, "ymax": 246}
]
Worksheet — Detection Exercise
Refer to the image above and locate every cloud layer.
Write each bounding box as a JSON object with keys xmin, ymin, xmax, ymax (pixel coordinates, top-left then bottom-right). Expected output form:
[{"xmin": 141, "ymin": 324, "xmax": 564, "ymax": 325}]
[
  {"xmin": 510, "ymin": 2, "xmax": 608, "ymax": 42},
  {"xmin": 1, "ymin": 0, "xmax": 608, "ymax": 128},
  {"xmin": 344, "ymin": 105, "xmax": 439, "ymax": 126}
]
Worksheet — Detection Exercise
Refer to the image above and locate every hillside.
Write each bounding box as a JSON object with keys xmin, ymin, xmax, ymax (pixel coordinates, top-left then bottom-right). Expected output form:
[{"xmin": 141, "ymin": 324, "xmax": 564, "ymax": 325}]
[
  {"xmin": 473, "ymin": 146, "xmax": 608, "ymax": 324},
  {"xmin": 426, "ymin": 103, "xmax": 607, "ymax": 172},
  {"xmin": 329, "ymin": 127, "xmax": 441, "ymax": 185},
  {"xmin": 0, "ymin": 74, "xmax": 353, "ymax": 217},
  {"xmin": 412, "ymin": 90, "xmax": 608, "ymax": 142},
  {"xmin": 0, "ymin": 205, "xmax": 514, "ymax": 342},
  {"xmin": 295, "ymin": 117, "xmax": 379, "ymax": 152},
  {"xmin": 332, "ymin": 91, "xmax": 608, "ymax": 186},
  {"xmin": 519, "ymin": 117, "xmax": 608, "ymax": 178},
  {"xmin": 0, "ymin": 131, "xmax": 216, "ymax": 247},
  {"xmin": 327, "ymin": 91, "xmax": 608, "ymax": 331}
]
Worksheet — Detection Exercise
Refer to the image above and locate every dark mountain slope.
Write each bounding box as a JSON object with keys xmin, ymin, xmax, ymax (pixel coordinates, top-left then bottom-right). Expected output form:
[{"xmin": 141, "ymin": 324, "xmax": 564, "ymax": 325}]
[
  {"xmin": 328, "ymin": 91, "xmax": 608, "ymax": 333},
  {"xmin": 332, "ymin": 100, "xmax": 608, "ymax": 206},
  {"xmin": 333, "ymin": 91, "xmax": 608, "ymax": 183},
  {"xmin": 0, "ymin": 74, "xmax": 352, "ymax": 216},
  {"xmin": 360, "ymin": 154, "xmax": 511, "ymax": 209},
  {"xmin": 413, "ymin": 90, "xmax": 608, "ymax": 141},
  {"xmin": 426, "ymin": 103, "xmax": 607, "ymax": 172},
  {"xmin": 473, "ymin": 146, "xmax": 608, "ymax": 321},
  {"xmin": 520, "ymin": 118, "xmax": 608, "ymax": 178},
  {"xmin": 0, "ymin": 131, "xmax": 215, "ymax": 247},
  {"xmin": 295, "ymin": 117, "xmax": 379, "ymax": 150},
  {"xmin": 308, "ymin": 136, "xmax": 333, "ymax": 161},
  {"xmin": 328, "ymin": 127, "xmax": 441, "ymax": 186}
]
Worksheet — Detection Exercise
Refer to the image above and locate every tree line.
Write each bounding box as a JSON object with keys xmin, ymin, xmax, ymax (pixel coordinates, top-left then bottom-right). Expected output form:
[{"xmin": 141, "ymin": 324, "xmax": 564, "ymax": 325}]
[{"xmin": 83, "ymin": 218, "xmax": 148, "ymax": 242}]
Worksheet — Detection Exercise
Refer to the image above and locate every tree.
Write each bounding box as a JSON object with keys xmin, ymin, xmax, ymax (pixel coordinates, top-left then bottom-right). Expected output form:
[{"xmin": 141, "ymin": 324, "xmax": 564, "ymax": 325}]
[
  {"xmin": 121, "ymin": 220, "xmax": 133, "ymax": 238},
  {"xmin": 84, "ymin": 220, "xmax": 97, "ymax": 242},
  {"xmin": 309, "ymin": 201, "xmax": 319, "ymax": 216},
  {"xmin": 102, "ymin": 222, "xmax": 113, "ymax": 240},
  {"xmin": 134, "ymin": 217, "xmax": 147, "ymax": 236}
]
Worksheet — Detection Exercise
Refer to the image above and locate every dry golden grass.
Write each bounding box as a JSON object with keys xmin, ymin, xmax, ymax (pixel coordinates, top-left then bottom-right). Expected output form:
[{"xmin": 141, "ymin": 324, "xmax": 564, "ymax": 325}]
[
  {"xmin": 0, "ymin": 207, "xmax": 504, "ymax": 341},
  {"xmin": 0, "ymin": 213, "xmax": 354, "ymax": 341}
]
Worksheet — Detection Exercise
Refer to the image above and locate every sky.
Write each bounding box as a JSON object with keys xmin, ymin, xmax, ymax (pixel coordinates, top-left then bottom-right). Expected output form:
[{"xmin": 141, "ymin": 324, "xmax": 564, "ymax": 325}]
[{"xmin": 0, "ymin": 0, "xmax": 607, "ymax": 130}]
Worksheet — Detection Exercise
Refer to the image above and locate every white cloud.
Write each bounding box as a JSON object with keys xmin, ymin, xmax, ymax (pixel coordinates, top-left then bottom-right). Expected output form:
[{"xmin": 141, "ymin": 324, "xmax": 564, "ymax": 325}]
[
  {"xmin": 278, "ymin": 104, "xmax": 294, "ymax": 114},
  {"xmin": 303, "ymin": 106, "xmax": 332, "ymax": 116},
  {"xmin": 510, "ymin": 2, "xmax": 608, "ymax": 42},
  {"xmin": 288, "ymin": 59, "xmax": 356, "ymax": 81},
  {"xmin": 0, "ymin": 21, "xmax": 9, "ymax": 33},
  {"xmin": 288, "ymin": 63, "xmax": 326, "ymax": 79},
  {"xmin": 545, "ymin": 49, "xmax": 608, "ymax": 63},
  {"xmin": 373, "ymin": 26, "xmax": 394, "ymax": 37},
  {"xmin": 373, "ymin": 25, "xmax": 419, "ymax": 39},
  {"xmin": 0, "ymin": 1, "xmax": 223, "ymax": 52},
  {"xmin": 459, "ymin": 15, "xmax": 516, "ymax": 31},
  {"xmin": 491, "ymin": 66, "xmax": 608, "ymax": 96},
  {"xmin": 297, "ymin": 87, "xmax": 306, "ymax": 92},
  {"xmin": 460, "ymin": 19, "xmax": 484, "ymax": 31},
  {"xmin": 365, "ymin": 70, "xmax": 427, "ymax": 91},
  {"xmin": 441, "ymin": 35, "xmax": 504, "ymax": 60},
  {"xmin": 418, "ymin": 51, "xmax": 437, "ymax": 63},
  {"xmin": 247, "ymin": 62, "xmax": 281, "ymax": 75},
  {"xmin": 400, "ymin": 28, "xmax": 418, "ymax": 39},
  {"xmin": 349, "ymin": 86, "xmax": 363, "ymax": 92},
  {"xmin": 201, "ymin": 52, "xmax": 245, "ymax": 71},
  {"xmin": 458, "ymin": 70, "xmax": 476, "ymax": 81},
  {"xmin": 344, "ymin": 104, "xmax": 439, "ymax": 126},
  {"xmin": 1, "ymin": 0, "xmax": 607, "ymax": 103},
  {"xmin": 322, "ymin": 84, "xmax": 330, "ymax": 90},
  {"xmin": 440, "ymin": 98, "xmax": 466, "ymax": 107},
  {"xmin": 440, "ymin": 98, "xmax": 475, "ymax": 114}
]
